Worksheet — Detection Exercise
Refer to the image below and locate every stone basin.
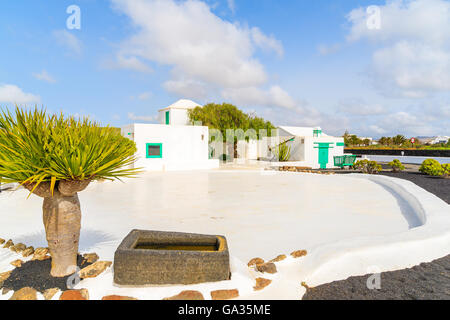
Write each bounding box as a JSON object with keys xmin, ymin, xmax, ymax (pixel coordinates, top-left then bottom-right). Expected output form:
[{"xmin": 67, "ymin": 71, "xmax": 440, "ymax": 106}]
[{"xmin": 113, "ymin": 229, "xmax": 230, "ymax": 285}]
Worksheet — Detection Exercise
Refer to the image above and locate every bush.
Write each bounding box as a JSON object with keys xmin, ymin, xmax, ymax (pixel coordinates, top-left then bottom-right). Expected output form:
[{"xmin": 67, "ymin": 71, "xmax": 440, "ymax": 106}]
[
  {"xmin": 353, "ymin": 159, "xmax": 382, "ymax": 174},
  {"xmin": 275, "ymin": 143, "xmax": 291, "ymax": 162},
  {"xmin": 419, "ymin": 159, "xmax": 443, "ymax": 176},
  {"xmin": 442, "ymin": 163, "xmax": 450, "ymax": 179},
  {"xmin": 388, "ymin": 159, "xmax": 405, "ymax": 172}
]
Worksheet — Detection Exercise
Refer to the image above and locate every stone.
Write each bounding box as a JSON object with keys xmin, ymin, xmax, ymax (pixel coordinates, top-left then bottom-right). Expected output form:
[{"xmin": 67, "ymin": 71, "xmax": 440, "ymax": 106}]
[
  {"xmin": 248, "ymin": 257, "xmax": 265, "ymax": 267},
  {"xmin": 10, "ymin": 259, "xmax": 24, "ymax": 268},
  {"xmin": 256, "ymin": 262, "xmax": 277, "ymax": 274},
  {"xmin": 43, "ymin": 288, "xmax": 60, "ymax": 300},
  {"xmin": 79, "ymin": 261, "xmax": 112, "ymax": 279},
  {"xmin": 59, "ymin": 289, "xmax": 89, "ymax": 300},
  {"xmin": 13, "ymin": 243, "xmax": 26, "ymax": 252},
  {"xmin": 9, "ymin": 287, "xmax": 37, "ymax": 300},
  {"xmin": 32, "ymin": 247, "xmax": 49, "ymax": 260},
  {"xmin": 270, "ymin": 254, "xmax": 287, "ymax": 263},
  {"xmin": 2, "ymin": 288, "xmax": 11, "ymax": 295},
  {"xmin": 291, "ymin": 250, "xmax": 308, "ymax": 258},
  {"xmin": 22, "ymin": 247, "xmax": 34, "ymax": 258},
  {"xmin": 0, "ymin": 238, "xmax": 5, "ymax": 245},
  {"xmin": 211, "ymin": 289, "xmax": 239, "ymax": 300},
  {"xmin": 254, "ymin": 278, "xmax": 272, "ymax": 291},
  {"xmin": 3, "ymin": 239, "xmax": 13, "ymax": 249},
  {"xmin": 0, "ymin": 271, "xmax": 12, "ymax": 288},
  {"xmin": 82, "ymin": 253, "xmax": 99, "ymax": 264},
  {"xmin": 102, "ymin": 295, "xmax": 138, "ymax": 301},
  {"xmin": 163, "ymin": 290, "xmax": 205, "ymax": 300}
]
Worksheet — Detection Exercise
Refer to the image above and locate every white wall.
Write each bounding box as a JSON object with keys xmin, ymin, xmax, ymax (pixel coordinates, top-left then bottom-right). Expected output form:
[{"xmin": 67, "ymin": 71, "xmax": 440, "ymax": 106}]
[
  {"xmin": 158, "ymin": 108, "xmax": 191, "ymax": 126},
  {"xmin": 303, "ymin": 137, "xmax": 345, "ymax": 169},
  {"xmin": 123, "ymin": 124, "xmax": 219, "ymax": 171}
]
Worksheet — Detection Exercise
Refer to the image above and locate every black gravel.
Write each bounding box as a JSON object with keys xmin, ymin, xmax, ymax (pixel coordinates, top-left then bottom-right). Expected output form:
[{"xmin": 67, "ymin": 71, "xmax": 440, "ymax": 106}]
[
  {"xmin": 1, "ymin": 255, "xmax": 92, "ymax": 293},
  {"xmin": 303, "ymin": 171, "xmax": 450, "ymax": 300},
  {"xmin": 302, "ymin": 255, "xmax": 450, "ymax": 300}
]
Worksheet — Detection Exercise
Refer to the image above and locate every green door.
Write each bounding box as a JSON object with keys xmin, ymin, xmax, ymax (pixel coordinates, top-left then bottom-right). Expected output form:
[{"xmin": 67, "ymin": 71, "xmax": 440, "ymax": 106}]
[
  {"xmin": 165, "ymin": 111, "xmax": 170, "ymax": 125},
  {"xmin": 318, "ymin": 147, "xmax": 329, "ymax": 169}
]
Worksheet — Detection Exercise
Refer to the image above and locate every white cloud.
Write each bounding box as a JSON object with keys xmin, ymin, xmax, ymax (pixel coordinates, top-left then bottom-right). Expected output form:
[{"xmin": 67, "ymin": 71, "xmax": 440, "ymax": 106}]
[
  {"xmin": 368, "ymin": 125, "xmax": 388, "ymax": 135},
  {"xmin": 111, "ymin": 0, "xmax": 294, "ymax": 110},
  {"xmin": 53, "ymin": 30, "xmax": 82, "ymax": 55},
  {"xmin": 221, "ymin": 85, "xmax": 299, "ymax": 111},
  {"xmin": 227, "ymin": 0, "xmax": 236, "ymax": 14},
  {"xmin": 130, "ymin": 91, "xmax": 153, "ymax": 101},
  {"xmin": 338, "ymin": 98, "xmax": 386, "ymax": 116},
  {"xmin": 127, "ymin": 112, "xmax": 157, "ymax": 122},
  {"xmin": 0, "ymin": 84, "xmax": 41, "ymax": 104},
  {"xmin": 251, "ymin": 27, "xmax": 284, "ymax": 57},
  {"xmin": 115, "ymin": 55, "xmax": 153, "ymax": 73},
  {"xmin": 163, "ymin": 79, "xmax": 209, "ymax": 100},
  {"xmin": 346, "ymin": 0, "xmax": 450, "ymax": 97},
  {"xmin": 371, "ymin": 41, "xmax": 450, "ymax": 96},
  {"xmin": 33, "ymin": 70, "xmax": 56, "ymax": 83}
]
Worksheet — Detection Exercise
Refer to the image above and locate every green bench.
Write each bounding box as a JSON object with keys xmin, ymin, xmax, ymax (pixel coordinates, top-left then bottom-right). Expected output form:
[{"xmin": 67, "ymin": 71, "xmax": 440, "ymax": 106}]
[{"xmin": 334, "ymin": 155, "xmax": 357, "ymax": 168}]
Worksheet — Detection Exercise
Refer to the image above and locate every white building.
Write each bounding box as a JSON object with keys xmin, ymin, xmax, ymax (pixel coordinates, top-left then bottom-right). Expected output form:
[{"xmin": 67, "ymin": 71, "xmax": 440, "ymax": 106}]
[
  {"xmin": 122, "ymin": 100, "xmax": 219, "ymax": 172},
  {"xmin": 269, "ymin": 126, "xmax": 346, "ymax": 169},
  {"xmin": 158, "ymin": 99, "xmax": 201, "ymax": 126}
]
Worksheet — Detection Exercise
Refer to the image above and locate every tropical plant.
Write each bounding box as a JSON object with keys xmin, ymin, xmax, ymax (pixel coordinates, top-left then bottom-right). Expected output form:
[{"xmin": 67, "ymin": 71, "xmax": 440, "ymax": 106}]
[
  {"xmin": 0, "ymin": 107, "xmax": 139, "ymax": 277},
  {"xmin": 388, "ymin": 159, "xmax": 405, "ymax": 173},
  {"xmin": 275, "ymin": 143, "xmax": 291, "ymax": 162},
  {"xmin": 353, "ymin": 159, "xmax": 382, "ymax": 174},
  {"xmin": 419, "ymin": 159, "xmax": 443, "ymax": 176}
]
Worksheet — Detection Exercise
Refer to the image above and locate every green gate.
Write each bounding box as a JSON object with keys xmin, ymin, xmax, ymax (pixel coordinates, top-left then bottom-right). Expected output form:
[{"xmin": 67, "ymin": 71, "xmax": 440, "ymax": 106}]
[{"xmin": 314, "ymin": 143, "xmax": 334, "ymax": 169}]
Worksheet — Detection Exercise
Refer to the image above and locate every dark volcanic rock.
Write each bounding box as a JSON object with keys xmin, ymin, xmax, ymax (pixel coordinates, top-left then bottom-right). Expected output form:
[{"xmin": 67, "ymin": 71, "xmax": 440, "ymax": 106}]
[
  {"xmin": 1, "ymin": 255, "xmax": 92, "ymax": 293},
  {"xmin": 303, "ymin": 255, "xmax": 450, "ymax": 300}
]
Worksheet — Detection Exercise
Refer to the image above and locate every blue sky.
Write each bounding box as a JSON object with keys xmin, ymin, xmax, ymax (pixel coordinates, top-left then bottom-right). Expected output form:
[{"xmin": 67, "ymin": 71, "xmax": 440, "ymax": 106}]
[{"xmin": 1, "ymin": 0, "xmax": 449, "ymax": 138}]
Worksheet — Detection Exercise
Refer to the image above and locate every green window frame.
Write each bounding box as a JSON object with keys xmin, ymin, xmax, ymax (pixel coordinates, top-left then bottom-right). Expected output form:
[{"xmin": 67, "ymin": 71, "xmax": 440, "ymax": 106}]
[
  {"xmin": 336, "ymin": 142, "xmax": 345, "ymax": 147},
  {"xmin": 146, "ymin": 143, "xmax": 163, "ymax": 158}
]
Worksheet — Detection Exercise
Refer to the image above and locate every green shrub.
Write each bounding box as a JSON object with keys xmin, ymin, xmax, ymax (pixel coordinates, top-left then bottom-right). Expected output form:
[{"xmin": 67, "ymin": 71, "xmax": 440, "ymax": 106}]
[
  {"xmin": 419, "ymin": 159, "xmax": 443, "ymax": 176},
  {"xmin": 353, "ymin": 159, "xmax": 382, "ymax": 174},
  {"xmin": 388, "ymin": 159, "xmax": 405, "ymax": 172},
  {"xmin": 275, "ymin": 143, "xmax": 291, "ymax": 162},
  {"xmin": 442, "ymin": 163, "xmax": 450, "ymax": 179}
]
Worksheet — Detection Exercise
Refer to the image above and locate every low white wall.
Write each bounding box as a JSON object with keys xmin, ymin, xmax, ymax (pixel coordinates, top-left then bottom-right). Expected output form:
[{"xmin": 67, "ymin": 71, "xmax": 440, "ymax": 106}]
[{"xmin": 299, "ymin": 174, "xmax": 450, "ymax": 289}]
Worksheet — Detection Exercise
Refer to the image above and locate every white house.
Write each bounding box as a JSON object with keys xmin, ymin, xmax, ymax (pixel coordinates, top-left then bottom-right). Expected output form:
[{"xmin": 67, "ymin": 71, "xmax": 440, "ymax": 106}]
[
  {"xmin": 158, "ymin": 99, "xmax": 200, "ymax": 126},
  {"xmin": 268, "ymin": 126, "xmax": 345, "ymax": 169},
  {"xmin": 122, "ymin": 100, "xmax": 219, "ymax": 172}
]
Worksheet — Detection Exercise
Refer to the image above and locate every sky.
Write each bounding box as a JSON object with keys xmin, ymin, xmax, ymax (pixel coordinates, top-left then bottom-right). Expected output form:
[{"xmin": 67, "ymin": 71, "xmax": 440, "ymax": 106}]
[{"xmin": 0, "ymin": 0, "xmax": 449, "ymax": 138}]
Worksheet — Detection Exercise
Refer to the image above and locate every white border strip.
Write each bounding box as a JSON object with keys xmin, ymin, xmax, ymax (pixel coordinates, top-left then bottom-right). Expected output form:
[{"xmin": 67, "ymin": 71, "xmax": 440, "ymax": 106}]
[{"xmin": 300, "ymin": 173, "xmax": 450, "ymax": 287}]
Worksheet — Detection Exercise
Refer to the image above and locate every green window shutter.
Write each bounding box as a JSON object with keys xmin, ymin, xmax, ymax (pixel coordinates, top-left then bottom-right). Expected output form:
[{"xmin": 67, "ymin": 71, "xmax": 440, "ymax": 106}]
[{"xmin": 165, "ymin": 111, "xmax": 170, "ymax": 125}]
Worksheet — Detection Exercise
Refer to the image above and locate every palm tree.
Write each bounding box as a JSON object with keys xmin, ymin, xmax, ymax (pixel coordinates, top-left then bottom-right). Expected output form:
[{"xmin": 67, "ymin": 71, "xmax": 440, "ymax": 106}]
[{"xmin": 0, "ymin": 108, "xmax": 139, "ymax": 277}]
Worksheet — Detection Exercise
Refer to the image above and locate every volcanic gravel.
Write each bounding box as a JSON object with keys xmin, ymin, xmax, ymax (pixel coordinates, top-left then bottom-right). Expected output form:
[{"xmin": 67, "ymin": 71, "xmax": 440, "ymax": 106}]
[
  {"xmin": 1, "ymin": 255, "xmax": 92, "ymax": 293},
  {"xmin": 303, "ymin": 171, "xmax": 450, "ymax": 300}
]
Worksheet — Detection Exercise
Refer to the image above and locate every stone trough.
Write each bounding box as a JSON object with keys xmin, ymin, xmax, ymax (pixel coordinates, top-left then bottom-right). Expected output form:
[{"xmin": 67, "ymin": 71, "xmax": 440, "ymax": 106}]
[{"xmin": 113, "ymin": 230, "xmax": 230, "ymax": 285}]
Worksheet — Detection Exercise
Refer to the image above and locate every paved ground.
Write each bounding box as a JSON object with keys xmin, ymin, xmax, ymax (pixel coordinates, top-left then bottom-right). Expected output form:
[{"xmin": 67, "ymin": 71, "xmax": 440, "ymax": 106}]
[{"xmin": 303, "ymin": 171, "xmax": 450, "ymax": 300}]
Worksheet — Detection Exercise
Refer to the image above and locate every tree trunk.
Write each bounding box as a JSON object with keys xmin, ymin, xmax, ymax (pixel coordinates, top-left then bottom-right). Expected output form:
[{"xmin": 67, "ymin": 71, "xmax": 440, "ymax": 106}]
[{"xmin": 43, "ymin": 191, "xmax": 81, "ymax": 277}]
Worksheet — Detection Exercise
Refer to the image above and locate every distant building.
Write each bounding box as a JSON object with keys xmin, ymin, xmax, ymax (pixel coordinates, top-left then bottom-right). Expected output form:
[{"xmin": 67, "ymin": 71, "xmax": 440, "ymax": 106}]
[{"xmin": 417, "ymin": 136, "xmax": 450, "ymax": 145}]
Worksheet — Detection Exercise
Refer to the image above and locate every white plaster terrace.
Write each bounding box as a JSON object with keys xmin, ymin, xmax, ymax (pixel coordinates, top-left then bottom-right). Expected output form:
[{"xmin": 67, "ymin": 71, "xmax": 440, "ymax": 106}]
[{"xmin": 0, "ymin": 170, "xmax": 449, "ymax": 300}]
